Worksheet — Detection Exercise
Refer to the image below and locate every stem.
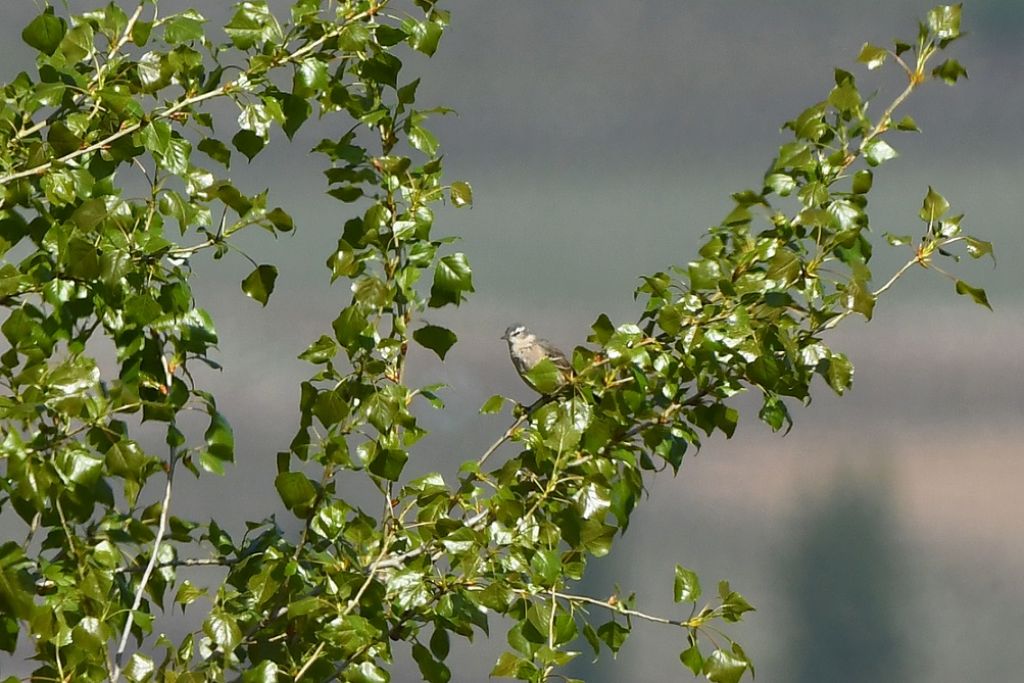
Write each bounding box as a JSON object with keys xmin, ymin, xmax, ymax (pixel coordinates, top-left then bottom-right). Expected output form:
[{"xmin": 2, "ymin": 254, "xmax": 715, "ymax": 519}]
[
  {"xmin": 476, "ymin": 393, "xmax": 557, "ymax": 468},
  {"xmin": 819, "ymin": 251, "xmax": 924, "ymax": 332},
  {"xmin": 294, "ymin": 641, "xmax": 326, "ymax": 681},
  {"xmin": 514, "ymin": 589, "xmax": 698, "ymax": 629},
  {"xmin": 110, "ymin": 433, "xmax": 179, "ymax": 683}
]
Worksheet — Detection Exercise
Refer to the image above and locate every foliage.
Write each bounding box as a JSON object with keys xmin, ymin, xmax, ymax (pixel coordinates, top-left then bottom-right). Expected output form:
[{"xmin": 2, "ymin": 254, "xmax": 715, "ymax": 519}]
[{"xmin": 0, "ymin": 2, "xmax": 988, "ymax": 682}]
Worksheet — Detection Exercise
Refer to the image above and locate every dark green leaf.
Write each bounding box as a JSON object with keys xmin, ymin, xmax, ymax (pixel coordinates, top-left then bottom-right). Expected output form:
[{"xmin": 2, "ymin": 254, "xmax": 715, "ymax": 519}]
[
  {"xmin": 954, "ymin": 279, "xmax": 992, "ymax": 310},
  {"xmin": 681, "ymin": 643, "xmax": 704, "ymax": 675},
  {"xmin": 267, "ymin": 207, "xmax": 294, "ymax": 232},
  {"xmin": 596, "ymin": 621, "xmax": 629, "ymax": 654},
  {"xmin": 965, "ymin": 237, "xmax": 994, "ymax": 262},
  {"xmin": 895, "ymin": 115, "xmax": 919, "ymax": 132},
  {"xmin": 429, "ymin": 253, "xmax": 474, "ymax": 307},
  {"xmin": 919, "ymin": 186, "xmax": 950, "ymax": 222},
  {"xmin": 704, "ymin": 648, "xmax": 749, "ymax": 683},
  {"xmin": 412, "ymin": 643, "xmax": 451, "ymax": 683},
  {"xmin": 408, "ymin": 20, "xmax": 443, "ymax": 56},
  {"xmin": 673, "ymin": 564, "xmax": 702, "ymax": 603},
  {"xmin": 413, "ymin": 325, "xmax": 457, "ymax": 360},
  {"xmin": 450, "ymin": 181, "xmax": 472, "ymax": 208},
  {"xmin": 22, "ymin": 10, "xmax": 66, "ymax": 55},
  {"xmin": 275, "ymin": 472, "xmax": 317, "ymax": 515},
  {"xmin": 198, "ymin": 138, "xmax": 231, "ymax": 168},
  {"xmin": 241, "ymin": 264, "xmax": 278, "ymax": 306},
  {"xmin": 932, "ymin": 58, "xmax": 967, "ymax": 85},
  {"xmin": 369, "ymin": 448, "xmax": 408, "ymax": 481},
  {"xmin": 201, "ymin": 410, "xmax": 234, "ymax": 475},
  {"xmin": 851, "ymin": 169, "xmax": 873, "ymax": 194},
  {"xmin": 232, "ymin": 129, "xmax": 265, "ymax": 161},
  {"xmin": 299, "ymin": 335, "xmax": 337, "ymax": 364},
  {"xmin": 857, "ymin": 43, "xmax": 887, "ymax": 70},
  {"xmin": 240, "ymin": 661, "xmax": 279, "ymax": 683}
]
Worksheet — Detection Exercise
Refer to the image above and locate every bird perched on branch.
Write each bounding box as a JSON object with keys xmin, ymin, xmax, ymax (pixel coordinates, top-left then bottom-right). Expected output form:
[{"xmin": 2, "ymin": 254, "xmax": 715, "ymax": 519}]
[{"xmin": 501, "ymin": 323, "xmax": 572, "ymax": 393}]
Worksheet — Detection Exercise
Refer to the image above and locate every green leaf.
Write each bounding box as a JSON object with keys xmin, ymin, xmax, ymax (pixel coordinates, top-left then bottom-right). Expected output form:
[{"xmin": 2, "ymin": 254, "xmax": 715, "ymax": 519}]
[
  {"xmin": 825, "ymin": 353, "xmax": 854, "ymax": 395},
  {"xmin": 673, "ymin": 564, "xmax": 702, "ymax": 603},
  {"xmin": 203, "ymin": 609, "xmax": 241, "ymax": 651},
  {"xmin": 201, "ymin": 410, "xmax": 234, "ymax": 475},
  {"xmin": 299, "ymin": 335, "xmax": 338, "ymax": 364},
  {"xmin": 758, "ymin": 395, "xmax": 792, "ymax": 433},
  {"xmin": 240, "ymin": 661, "xmax": 279, "ymax": 683},
  {"xmin": 857, "ymin": 43, "xmax": 887, "ymax": 70},
  {"xmin": 681, "ymin": 643, "xmax": 704, "ymax": 675},
  {"xmin": 275, "ymin": 472, "xmax": 318, "ymax": 515},
  {"xmin": 450, "ymin": 181, "xmax": 473, "ymax": 208},
  {"xmin": 408, "ymin": 20, "xmax": 443, "ymax": 56},
  {"xmin": 524, "ymin": 357, "xmax": 566, "ymax": 395},
  {"xmin": 294, "ymin": 57, "xmax": 329, "ymax": 96},
  {"xmin": 346, "ymin": 661, "xmax": 390, "ymax": 683},
  {"xmin": 198, "ymin": 138, "xmax": 231, "ymax": 168},
  {"xmin": 225, "ymin": 2, "xmax": 282, "ymax": 49},
  {"xmin": 932, "ymin": 58, "xmax": 967, "ymax": 85},
  {"xmin": 163, "ymin": 11, "xmax": 205, "ymax": 44},
  {"xmin": 232, "ymin": 129, "xmax": 265, "ymax": 161},
  {"xmin": 703, "ymin": 648, "xmax": 749, "ymax": 683},
  {"xmin": 267, "ymin": 207, "xmax": 294, "ymax": 232},
  {"xmin": 919, "ymin": 186, "xmax": 950, "ymax": 222},
  {"xmin": 954, "ymin": 279, "xmax": 992, "ymax": 310},
  {"xmin": 479, "ymin": 394, "xmax": 508, "ymax": 415},
  {"xmin": 828, "ymin": 79, "xmax": 861, "ymax": 114},
  {"xmin": 530, "ymin": 549, "xmax": 561, "ymax": 586},
  {"xmin": 765, "ymin": 173, "xmax": 795, "ymax": 196},
  {"xmin": 428, "ymin": 253, "xmax": 474, "ymax": 307},
  {"xmin": 596, "ymin": 621, "xmax": 629, "ymax": 654},
  {"xmin": 413, "ymin": 325, "xmax": 457, "ymax": 360},
  {"xmin": 22, "ymin": 9, "xmax": 67, "ymax": 55},
  {"xmin": 964, "ymin": 237, "xmax": 994, "ymax": 262},
  {"xmin": 895, "ymin": 115, "xmax": 919, "ymax": 132},
  {"xmin": 241, "ymin": 264, "xmax": 278, "ymax": 306},
  {"xmin": 863, "ymin": 139, "xmax": 897, "ymax": 166},
  {"xmin": 124, "ymin": 653, "xmax": 155, "ymax": 682},
  {"xmin": 412, "ymin": 643, "xmax": 451, "ymax": 683},
  {"xmin": 174, "ymin": 580, "xmax": 207, "ymax": 609},
  {"xmin": 369, "ymin": 448, "xmax": 408, "ymax": 481},
  {"xmin": 927, "ymin": 4, "xmax": 962, "ymax": 39},
  {"xmin": 851, "ymin": 169, "xmax": 873, "ymax": 194}
]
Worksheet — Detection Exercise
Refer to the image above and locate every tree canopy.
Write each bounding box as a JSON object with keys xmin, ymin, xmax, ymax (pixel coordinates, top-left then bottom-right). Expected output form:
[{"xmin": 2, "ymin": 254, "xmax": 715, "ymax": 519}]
[{"xmin": 0, "ymin": 3, "xmax": 989, "ymax": 682}]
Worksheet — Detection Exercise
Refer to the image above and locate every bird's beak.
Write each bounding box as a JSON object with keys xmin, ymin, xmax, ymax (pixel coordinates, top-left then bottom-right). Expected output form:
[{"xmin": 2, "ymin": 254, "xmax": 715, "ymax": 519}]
[{"xmin": 499, "ymin": 333, "xmax": 508, "ymax": 341}]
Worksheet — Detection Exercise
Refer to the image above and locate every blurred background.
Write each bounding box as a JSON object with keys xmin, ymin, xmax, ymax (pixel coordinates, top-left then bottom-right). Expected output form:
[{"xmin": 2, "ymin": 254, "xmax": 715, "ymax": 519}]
[{"xmin": 2, "ymin": 1, "xmax": 1023, "ymax": 681}]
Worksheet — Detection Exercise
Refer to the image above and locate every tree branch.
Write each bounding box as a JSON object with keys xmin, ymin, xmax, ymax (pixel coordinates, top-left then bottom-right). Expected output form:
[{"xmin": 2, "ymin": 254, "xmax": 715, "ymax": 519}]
[{"xmin": 0, "ymin": 4, "xmax": 384, "ymax": 189}]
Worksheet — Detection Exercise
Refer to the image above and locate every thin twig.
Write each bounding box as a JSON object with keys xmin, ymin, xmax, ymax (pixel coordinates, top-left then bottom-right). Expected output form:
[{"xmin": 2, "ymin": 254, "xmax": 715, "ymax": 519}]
[
  {"xmin": 294, "ymin": 641, "xmax": 326, "ymax": 681},
  {"xmin": 110, "ymin": 435, "xmax": 179, "ymax": 682},
  {"xmin": 476, "ymin": 394, "xmax": 556, "ymax": 468},
  {"xmin": 819, "ymin": 253, "xmax": 924, "ymax": 332},
  {"xmin": 543, "ymin": 590, "xmax": 695, "ymax": 629}
]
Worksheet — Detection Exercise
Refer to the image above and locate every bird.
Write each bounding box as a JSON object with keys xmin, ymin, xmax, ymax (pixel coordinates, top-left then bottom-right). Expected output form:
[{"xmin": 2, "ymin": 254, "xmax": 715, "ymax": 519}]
[{"xmin": 501, "ymin": 323, "xmax": 572, "ymax": 393}]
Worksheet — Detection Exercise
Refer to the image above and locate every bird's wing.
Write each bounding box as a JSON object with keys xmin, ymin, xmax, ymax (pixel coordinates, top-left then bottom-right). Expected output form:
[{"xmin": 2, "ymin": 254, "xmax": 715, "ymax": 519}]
[{"xmin": 539, "ymin": 339, "xmax": 572, "ymax": 373}]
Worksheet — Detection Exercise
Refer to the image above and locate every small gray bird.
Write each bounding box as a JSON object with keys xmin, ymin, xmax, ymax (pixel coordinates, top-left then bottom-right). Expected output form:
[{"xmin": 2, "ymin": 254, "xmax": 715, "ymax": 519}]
[{"xmin": 501, "ymin": 323, "xmax": 572, "ymax": 393}]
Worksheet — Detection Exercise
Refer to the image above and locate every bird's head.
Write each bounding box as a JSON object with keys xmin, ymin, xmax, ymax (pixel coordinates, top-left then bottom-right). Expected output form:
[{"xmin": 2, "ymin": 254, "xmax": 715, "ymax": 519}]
[{"xmin": 501, "ymin": 323, "xmax": 529, "ymax": 343}]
